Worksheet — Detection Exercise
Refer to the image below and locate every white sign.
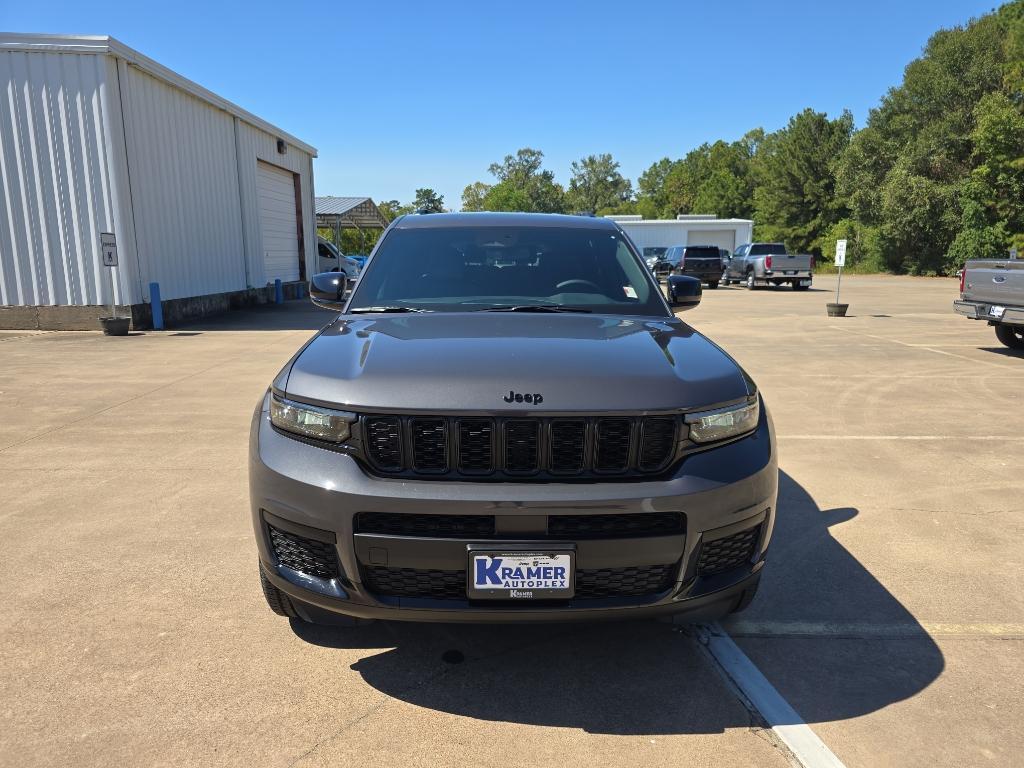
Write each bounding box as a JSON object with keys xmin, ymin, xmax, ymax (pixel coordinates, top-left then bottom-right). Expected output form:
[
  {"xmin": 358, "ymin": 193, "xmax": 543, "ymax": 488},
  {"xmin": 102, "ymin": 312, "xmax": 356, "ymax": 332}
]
[
  {"xmin": 1011, "ymin": 248, "xmax": 1019, "ymax": 260},
  {"xmin": 100, "ymin": 232, "xmax": 118, "ymax": 267},
  {"xmin": 835, "ymin": 239, "xmax": 847, "ymax": 267}
]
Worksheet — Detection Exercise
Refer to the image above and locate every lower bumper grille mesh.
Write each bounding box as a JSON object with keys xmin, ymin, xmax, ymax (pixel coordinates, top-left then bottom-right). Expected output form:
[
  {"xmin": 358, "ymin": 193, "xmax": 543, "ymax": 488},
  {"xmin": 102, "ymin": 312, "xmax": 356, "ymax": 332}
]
[
  {"xmin": 269, "ymin": 525, "xmax": 340, "ymax": 581},
  {"xmin": 362, "ymin": 563, "xmax": 676, "ymax": 600},
  {"xmin": 697, "ymin": 524, "xmax": 761, "ymax": 575}
]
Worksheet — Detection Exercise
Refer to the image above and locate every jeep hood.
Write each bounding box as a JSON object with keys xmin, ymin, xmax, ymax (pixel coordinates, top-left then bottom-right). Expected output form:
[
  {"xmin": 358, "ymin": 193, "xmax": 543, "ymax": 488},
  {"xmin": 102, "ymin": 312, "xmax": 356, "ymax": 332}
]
[{"xmin": 281, "ymin": 314, "xmax": 753, "ymax": 412}]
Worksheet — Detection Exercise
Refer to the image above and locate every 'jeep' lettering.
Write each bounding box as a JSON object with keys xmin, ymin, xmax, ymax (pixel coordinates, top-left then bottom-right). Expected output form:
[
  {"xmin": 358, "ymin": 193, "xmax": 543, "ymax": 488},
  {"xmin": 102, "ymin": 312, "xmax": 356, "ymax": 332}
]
[{"xmin": 503, "ymin": 390, "xmax": 544, "ymax": 405}]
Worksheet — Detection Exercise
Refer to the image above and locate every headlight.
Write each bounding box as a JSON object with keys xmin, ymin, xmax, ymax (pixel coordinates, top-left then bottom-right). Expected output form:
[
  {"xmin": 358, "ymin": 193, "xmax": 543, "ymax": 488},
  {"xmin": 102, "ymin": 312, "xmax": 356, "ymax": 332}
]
[
  {"xmin": 270, "ymin": 394, "xmax": 355, "ymax": 442},
  {"xmin": 685, "ymin": 398, "xmax": 759, "ymax": 444}
]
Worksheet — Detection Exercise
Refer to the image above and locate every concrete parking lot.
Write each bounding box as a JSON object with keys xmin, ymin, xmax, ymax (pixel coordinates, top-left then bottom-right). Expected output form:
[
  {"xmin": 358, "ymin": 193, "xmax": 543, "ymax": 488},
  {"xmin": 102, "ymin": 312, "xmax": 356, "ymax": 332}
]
[{"xmin": 1, "ymin": 275, "xmax": 1021, "ymax": 767}]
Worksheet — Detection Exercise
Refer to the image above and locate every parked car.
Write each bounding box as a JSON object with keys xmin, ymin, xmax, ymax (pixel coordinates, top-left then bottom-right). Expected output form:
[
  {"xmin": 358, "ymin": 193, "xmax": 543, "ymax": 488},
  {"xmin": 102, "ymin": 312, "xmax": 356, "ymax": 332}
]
[
  {"xmin": 645, "ymin": 247, "xmax": 678, "ymax": 279},
  {"xmin": 954, "ymin": 256, "xmax": 1024, "ymax": 349},
  {"xmin": 669, "ymin": 245, "xmax": 726, "ymax": 289},
  {"xmin": 722, "ymin": 243, "xmax": 813, "ymax": 290},
  {"xmin": 251, "ymin": 212, "xmax": 778, "ymax": 626},
  {"xmin": 317, "ymin": 236, "xmax": 361, "ymax": 278}
]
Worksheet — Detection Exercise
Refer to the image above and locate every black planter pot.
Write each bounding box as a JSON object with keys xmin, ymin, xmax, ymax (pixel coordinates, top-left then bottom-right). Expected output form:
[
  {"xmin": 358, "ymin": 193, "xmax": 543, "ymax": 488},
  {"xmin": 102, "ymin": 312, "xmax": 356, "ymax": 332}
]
[
  {"xmin": 99, "ymin": 316, "xmax": 131, "ymax": 336},
  {"xmin": 826, "ymin": 303, "xmax": 849, "ymax": 317}
]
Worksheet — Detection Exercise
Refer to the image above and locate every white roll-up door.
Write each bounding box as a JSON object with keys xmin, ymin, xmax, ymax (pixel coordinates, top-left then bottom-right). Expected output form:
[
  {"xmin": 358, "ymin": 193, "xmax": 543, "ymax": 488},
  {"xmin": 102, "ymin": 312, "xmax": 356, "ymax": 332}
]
[
  {"xmin": 687, "ymin": 230, "xmax": 736, "ymax": 251},
  {"xmin": 256, "ymin": 161, "xmax": 300, "ymax": 283}
]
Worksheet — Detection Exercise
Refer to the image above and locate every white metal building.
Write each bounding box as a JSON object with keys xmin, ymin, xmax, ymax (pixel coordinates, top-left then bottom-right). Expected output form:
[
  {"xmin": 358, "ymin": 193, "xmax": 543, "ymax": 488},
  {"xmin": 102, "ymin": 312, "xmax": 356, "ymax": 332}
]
[
  {"xmin": 0, "ymin": 34, "xmax": 317, "ymax": 328},
  {"xmin": 607, "ymin": 215, "xmax": 754, "ymax": 255}
]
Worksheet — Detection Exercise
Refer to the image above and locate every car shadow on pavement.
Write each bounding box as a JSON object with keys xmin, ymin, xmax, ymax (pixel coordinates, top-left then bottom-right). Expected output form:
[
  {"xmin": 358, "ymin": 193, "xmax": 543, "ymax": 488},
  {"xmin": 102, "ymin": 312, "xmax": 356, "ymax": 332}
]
[{"xmin": 290, "ymin": 471, "xmax": 943, "ymax": 735}]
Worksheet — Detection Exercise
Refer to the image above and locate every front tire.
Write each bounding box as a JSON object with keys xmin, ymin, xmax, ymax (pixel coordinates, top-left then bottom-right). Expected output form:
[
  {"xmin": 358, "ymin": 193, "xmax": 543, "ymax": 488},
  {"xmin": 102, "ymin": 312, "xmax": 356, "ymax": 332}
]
[
  {"xmin": 729, "ymin": 579, "xmax": 760, "ymax": 614},
  {"xmin": 706, "ymin": 280, "xmax": 719, "ymax": 290},
  {"xmin": 260, "ymin": 564, "xmax": 300, "ymax": 618},
  {"xmin": 995, "ymin": 324, "xmax": 1024, "ymax": 349}
]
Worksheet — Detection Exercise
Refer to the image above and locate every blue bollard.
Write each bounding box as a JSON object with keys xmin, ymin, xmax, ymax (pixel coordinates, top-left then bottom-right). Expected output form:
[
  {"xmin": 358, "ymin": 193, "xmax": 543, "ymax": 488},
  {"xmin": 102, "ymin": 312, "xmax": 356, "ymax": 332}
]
[
  {"xmin": 275, "ymin": 278, "xmax": 283, "ymax": 304},
  {"xmin": 149, "ymin": 282, "xmax": 164, "ymax": 330}
]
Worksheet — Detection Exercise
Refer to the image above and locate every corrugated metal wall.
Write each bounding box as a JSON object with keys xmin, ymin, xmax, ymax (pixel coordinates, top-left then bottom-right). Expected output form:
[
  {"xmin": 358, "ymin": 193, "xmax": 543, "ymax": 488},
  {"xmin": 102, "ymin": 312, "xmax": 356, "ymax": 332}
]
[
  {"xmin": 0, "ymin": 51, "xmax": 127, "ymax": 305},
  {"xmin": 119, "ymin": 63, "xmax": 246, "ymax": 301},
  {"xmin": 1, "ymin": 45, "xmax": 317, "ymax": 308},
  {"xmin": 235, "ymin": 121, "xmax": 316, "ymax": 287}
]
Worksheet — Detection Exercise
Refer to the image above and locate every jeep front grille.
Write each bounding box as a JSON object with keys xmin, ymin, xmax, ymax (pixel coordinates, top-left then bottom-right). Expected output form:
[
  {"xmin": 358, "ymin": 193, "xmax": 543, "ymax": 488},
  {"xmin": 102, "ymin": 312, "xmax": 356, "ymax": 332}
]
[{"xmin": 360, "ymin": 415, "xmax": 679, "ymax": 479}]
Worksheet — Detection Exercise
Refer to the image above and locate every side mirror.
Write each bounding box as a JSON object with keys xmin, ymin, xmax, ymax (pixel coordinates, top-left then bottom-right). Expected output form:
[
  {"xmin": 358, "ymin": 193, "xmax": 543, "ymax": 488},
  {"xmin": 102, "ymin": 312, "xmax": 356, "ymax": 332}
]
[
  {"xmin": 667, "ymin": 275, "xmax": 702, "ymax": 311},
  {"xmin": 309, "ymin": 272, "xmax": 350, "ymax": 310}
]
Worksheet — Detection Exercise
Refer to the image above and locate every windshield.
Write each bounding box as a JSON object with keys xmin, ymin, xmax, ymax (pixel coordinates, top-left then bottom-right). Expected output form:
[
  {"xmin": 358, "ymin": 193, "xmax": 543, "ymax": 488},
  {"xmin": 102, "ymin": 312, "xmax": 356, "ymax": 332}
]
[
  {"xmin": 749, "ymin": 243, "xmax": 786, "ymax": 256},
  {"xmin": 643, "ymin": 247, "xmax": 668, "ymax": 260},
  {"xmin": 349, "ymin": 225, "xmax": 667, "ymax": 316},
  {"xmin": 684, "ymin": 247, "xmax": 721, "ymax": 259}
]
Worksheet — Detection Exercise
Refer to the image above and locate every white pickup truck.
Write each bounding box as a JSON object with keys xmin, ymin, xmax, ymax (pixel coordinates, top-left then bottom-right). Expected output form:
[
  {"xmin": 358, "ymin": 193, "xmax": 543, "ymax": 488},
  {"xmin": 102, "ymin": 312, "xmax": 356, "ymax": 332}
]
[{"xmin": 954, "ymin": 257, "xmax": 1024, "ymax": 349}]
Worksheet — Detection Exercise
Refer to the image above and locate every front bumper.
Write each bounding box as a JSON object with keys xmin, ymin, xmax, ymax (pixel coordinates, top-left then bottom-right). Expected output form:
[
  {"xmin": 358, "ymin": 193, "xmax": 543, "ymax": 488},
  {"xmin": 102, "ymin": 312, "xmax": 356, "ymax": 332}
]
[{"xmin": 249, "ymin": 394, "xmax": 778, "ymax": 623}]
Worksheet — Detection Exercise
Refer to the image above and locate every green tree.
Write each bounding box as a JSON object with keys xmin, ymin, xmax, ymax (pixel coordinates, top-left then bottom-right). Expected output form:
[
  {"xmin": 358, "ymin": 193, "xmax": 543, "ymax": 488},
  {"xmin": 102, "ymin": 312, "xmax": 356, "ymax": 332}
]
[
  {"xmin": 752, "ymin": 109, "xmax": 854, "ymax": 255},
  {"xmin": 413, "ymin": 188, "xmax": 445, "ymax": 213},
  {"xmin": 565, "ymin": 153, "xmax": 633, "ymax": 214},
  {"xmin": 461, "ymin": 181, "xmax": 491, "ymax": 212},
  {"xmin": 476, "ymin": 148, "xmax": 566, "ymax": 212}
]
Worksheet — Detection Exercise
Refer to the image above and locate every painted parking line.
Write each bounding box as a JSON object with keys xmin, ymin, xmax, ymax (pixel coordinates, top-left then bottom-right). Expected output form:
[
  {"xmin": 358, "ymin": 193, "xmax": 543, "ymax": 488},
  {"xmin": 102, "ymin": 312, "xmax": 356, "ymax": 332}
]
[
  {"xmin": 725, "ymin": 620, "xmax": 1024, "ymax": 639},
  {"xmin": 695, "ymin": 622, "xmax": 847, "ymax": 768},
  {"xmin": 778, "ymin": 435, "xmax": 1024, "ymax": 441}
]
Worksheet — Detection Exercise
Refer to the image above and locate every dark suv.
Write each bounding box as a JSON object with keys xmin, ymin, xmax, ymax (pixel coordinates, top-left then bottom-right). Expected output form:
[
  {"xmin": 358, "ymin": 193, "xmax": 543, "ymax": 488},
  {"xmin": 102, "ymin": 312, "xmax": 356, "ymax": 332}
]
[
  {"xmin": 667, "ymin": 245, "xmax": 725, "ymax": 289},
  {"xmin": 250, "ymin": 213, "xmax": 778, "ymax": 625}
]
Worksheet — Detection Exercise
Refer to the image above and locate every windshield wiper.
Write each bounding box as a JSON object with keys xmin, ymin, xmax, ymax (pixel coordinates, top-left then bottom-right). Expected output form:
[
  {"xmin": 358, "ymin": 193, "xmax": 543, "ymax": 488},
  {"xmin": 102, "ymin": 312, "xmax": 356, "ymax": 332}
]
[
  {"xmin": 474, "ymin": 304, "xmax": 592, "ymax": 313},
  {"xmin": 347, "ymin": 306, "xmax": 430, "ymax": 314}
]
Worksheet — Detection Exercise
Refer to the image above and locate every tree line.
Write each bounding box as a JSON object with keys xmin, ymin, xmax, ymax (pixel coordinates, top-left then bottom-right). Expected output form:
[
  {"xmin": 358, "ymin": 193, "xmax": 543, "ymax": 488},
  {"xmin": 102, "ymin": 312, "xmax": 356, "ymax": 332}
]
[{"xmin": 380, "ymin": 2, "xmax": 1024, "ymax": 274}]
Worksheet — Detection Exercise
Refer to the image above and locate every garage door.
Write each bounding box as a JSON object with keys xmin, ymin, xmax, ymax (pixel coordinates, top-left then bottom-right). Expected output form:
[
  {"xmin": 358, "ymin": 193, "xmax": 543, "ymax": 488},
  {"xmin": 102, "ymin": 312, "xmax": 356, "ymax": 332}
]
[
  {"xmin": 687, "ymin": 230, "xmax": 736, "ymax": 251},
  {"xmin": 256, "ymin": 161, "xmax": 300, "ymax": 283}
]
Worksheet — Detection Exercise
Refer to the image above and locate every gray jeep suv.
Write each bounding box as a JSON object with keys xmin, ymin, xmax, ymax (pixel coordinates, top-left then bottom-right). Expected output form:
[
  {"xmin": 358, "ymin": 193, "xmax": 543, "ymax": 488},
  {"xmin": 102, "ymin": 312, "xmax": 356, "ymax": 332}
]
[{"xmin": 250, "ymin": 212, "xmax": 777, "ymax": 624}]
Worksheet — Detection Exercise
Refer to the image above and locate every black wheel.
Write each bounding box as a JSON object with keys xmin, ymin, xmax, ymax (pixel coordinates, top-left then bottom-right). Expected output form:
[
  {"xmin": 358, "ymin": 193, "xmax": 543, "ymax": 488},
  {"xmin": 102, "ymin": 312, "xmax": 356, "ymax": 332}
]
[
  {"xmin": 259, "ymin": 563, "xmax": 372, "ymax": 626},
  {"xmin": 745, "ymin": 272, "xmax": 755, "ymax": 290},
  {"xmin": 792, "ymin": 281, "xmax": 810, "ymax": 291},
  {"xmin": 706, "ymin": 281, "xmax": 719, "ymax": 290},
  {"xmin": 995, "ymin": 324, "xmax": 1024, "ymax": 349},
  {"xmin": 729, "ymin": 579, "xmax": 761, "ymax": 614},
  {"xmin": 260, "ymin": 564, "xmax": 300, "ymax": 618}
]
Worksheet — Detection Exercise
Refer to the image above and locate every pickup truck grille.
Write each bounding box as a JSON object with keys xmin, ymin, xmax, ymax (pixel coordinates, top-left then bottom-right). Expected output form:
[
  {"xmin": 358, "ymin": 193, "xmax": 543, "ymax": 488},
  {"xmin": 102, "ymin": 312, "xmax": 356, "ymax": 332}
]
[{"xmin": 361, "ymin": 415, "xmax": 679, "ymax": 479}]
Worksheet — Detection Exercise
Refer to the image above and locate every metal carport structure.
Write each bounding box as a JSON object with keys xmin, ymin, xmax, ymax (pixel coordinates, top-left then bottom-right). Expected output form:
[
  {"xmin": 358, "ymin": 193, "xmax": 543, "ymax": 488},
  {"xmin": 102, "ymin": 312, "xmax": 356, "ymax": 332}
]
[{"xmin": 315, "ymin": 197, "xmax": 389, "ymax": 253}]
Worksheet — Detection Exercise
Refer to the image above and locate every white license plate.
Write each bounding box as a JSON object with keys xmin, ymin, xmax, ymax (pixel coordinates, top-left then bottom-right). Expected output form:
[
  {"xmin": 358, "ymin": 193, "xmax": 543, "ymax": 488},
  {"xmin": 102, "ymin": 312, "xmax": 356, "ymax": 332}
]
[
  {"xmin": 467, "ymin": 550, "xmax": 574, "ymax": 599},
  {"xmin": 989, "ymin": 305, "xmax": 1006, "ymax": 318},
  {"xmin": 799, "ymin": 279, "xmax": 812, "ymax": 286}
]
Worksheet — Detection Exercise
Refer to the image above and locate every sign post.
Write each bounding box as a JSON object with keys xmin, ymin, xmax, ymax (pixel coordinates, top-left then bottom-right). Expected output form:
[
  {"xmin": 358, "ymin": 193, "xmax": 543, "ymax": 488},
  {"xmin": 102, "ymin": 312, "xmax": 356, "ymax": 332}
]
[
  {"xmin": 100, "ymin": 232, "xmax": 118, "ymax": 318},
  {"xmin": 834, "ymin": 239, "xmax": 847, "ymax": 304}
]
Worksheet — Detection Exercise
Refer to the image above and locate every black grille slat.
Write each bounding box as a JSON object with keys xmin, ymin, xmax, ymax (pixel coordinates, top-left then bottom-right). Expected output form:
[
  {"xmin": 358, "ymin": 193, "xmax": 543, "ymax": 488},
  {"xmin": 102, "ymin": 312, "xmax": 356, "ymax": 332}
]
[
  {"xmin": 361, "ymin": 563, "xmax": 676, "ymax": 600},
  {"xmin": 268, "ymin": 526, "xmax": 340, "ymax": 580},
  {"xmin": 698, "ymin": 525, "xmax": 761, "ymax": 575},
  {"xmin": 550, "ymin": 419, "xmax": 586, "ymax": 474},
  {"xmin": 639, "ymin": 417, "xmax": 676, "ymax": 470},
  {"xmin": 354, "ymin": 512, "xmax": 496, "ymax": 538},
  {"xmin": 595, "ymin": 418, "xmax": 632, "ymax": 472},
  {"xmin": 458, "ymin": 419, "xmax": 494, "ymax": 472},
  {"xmin": 365, "ymin": 416, "xmax": 402, "ymax": 470},
  {"xmin": 548, "ymin": 512, "xmax": 684, "ymax": 539},
  {"xmin": 411, "ymin": 418, "xmax": 448, "ymax": 471},
  {"xmin": 505, "ymin": 420, "xmax": 540, "ymax": 473},
  {"xmin": 359, "ymin": 414, "xmax": 678, "ymax": 479}
]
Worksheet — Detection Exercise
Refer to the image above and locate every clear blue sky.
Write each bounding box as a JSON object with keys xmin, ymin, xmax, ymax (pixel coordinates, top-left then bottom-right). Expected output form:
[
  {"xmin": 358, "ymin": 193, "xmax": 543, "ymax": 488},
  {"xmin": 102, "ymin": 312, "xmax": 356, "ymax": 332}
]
[{"xmin": 1, "ymin": 0, "xmax": 1000, "ymax": 208}]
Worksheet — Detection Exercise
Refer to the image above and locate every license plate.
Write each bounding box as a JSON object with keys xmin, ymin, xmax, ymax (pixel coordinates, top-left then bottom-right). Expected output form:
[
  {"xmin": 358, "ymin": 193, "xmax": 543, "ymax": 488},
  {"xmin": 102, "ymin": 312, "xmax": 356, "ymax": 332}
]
[
  {"xmin": 784, "ymin": 270, "xmax": 796, "ymax": 275},
  {"xmin": 989, "ymin": 305, "xmax": 1006, "ymax": 318},
  {"xmin": 799, "ymin": 279, "xmax": 811, "ymax": 286},
  {"xmin": 467, "ymin": 549, "xmax": 574, "ymax": 600}
]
